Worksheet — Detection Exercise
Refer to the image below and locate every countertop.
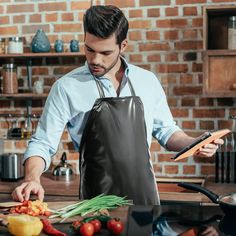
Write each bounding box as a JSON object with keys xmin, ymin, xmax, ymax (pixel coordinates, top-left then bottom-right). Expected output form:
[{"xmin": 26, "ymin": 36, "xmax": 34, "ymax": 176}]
[{"xmin": 0, "ymin": 173, "xmax": 236, "ymax": 204}]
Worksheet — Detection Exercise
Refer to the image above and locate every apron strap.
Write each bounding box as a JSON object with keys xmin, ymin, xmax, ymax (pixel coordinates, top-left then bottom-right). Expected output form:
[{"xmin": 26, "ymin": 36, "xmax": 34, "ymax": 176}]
[{"xmin": 94, "ymin": 76, "xmax": 136, "ymax": 98}]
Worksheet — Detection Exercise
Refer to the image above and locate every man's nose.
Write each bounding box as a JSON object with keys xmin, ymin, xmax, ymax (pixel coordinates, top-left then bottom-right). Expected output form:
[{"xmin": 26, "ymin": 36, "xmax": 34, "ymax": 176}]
[{"xmin": 91, "ymin": 53, "xmax": 102, "ymax": 65}]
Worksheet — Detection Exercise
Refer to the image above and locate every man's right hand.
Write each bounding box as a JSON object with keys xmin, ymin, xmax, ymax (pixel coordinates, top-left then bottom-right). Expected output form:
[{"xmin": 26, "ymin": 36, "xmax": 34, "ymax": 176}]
[{"xmin": 12, "ymin": 180, "xmax": 45, "ymax": 202}]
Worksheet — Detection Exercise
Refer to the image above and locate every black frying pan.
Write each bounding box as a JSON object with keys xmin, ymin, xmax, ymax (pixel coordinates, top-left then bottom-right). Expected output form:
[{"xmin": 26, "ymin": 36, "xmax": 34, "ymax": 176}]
[{"xmin": 178, "ymin": 182, "xmax": 236, "ymax": 216}]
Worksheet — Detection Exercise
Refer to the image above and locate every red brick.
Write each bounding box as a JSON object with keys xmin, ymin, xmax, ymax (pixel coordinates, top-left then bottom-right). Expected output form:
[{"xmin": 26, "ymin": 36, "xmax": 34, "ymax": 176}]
[
  {"xmin": 171, "ymin": 108, "xmax": 189, "ymax": 117},
  {"xmin": 45, "ymin": 13, "xmax": 58, "ymax": 22},
  {"xmin": 0, "ymin": 5, "xmax": 3, "ymax": 14},
  {"xmin": 193, "ymin": 109, "xmax": 225, "ymax": 118},
  {"xmin": 54, "ymin": 24, "xmax": 82, "ymax": 32},
  {"xmin": 182, "ymin": 121, "xmax": 196, "ymax": 129},
  {"xmin": 129, "ymin": 9, "xmax": 143, "ymax": 18},
  {"xmin": 30, "ymin": 14, "xmax": 42, "ymax": 23},
  {"xmin": 147, "ymin": 54, "xmax": 161, "ymax": 62},
  {"xmin": 22, "ymin": 25, "xmax": 49, "ymax": 34},
  {"xmin": 0, "ymin": 16, "xmax": 9, "ymax": 24},
  {"xmin": 168, "ymin": 98, "xmax": 178, "ymax": 106},
  {"xmin": 180, "ymin": 74, "xmax": 193, "ymax": 84},
  {"xmin": 200, "ymin": 121, "xmax": 215, "ymax": 130},
  {"xmin": 173, "ymin": 86, "xmax": 202, "ymax": 96},
  {"xmin": 129, "ymin": 54, "xmax": 143, "ymax": 63},
  {"xmin": 218, "ymin": 120, "xmax": 234, "ymax": 130},
  {"xmin": 0, "ymin": 26, "xmax": 18, "ymax": 35},
  {"xmin": 13, "ymin": 15, "xmax": 25, "ymax": 24},
  {"xmin": 129, "ymin": 20, "xmax": 151, "ymax": 29},
  {"xmin": 7, "ymin": 4, "xmax": 34, "ymax": 13},
  {"xmin": 183, "ymin": 7, "xmax": 198, "ymax": 16},
  {"xmin": 139, "ymin": 43, "xmax": 170, "ymax": 51},
  {"xmin": 129, "ymin": 31, "xmax": 142, "ymax": 41},
  {"xmin": 39, "ymin": 2, "xmax": 66, "ymax": 12},
  {"xmin": 157, "ymin": 64, "xmax": 188, "ymax": 73},
  {"xmin": 32, "ymin": 67, "xmax": 49, "ymax": 75},
  {"xmin": 140, "ymin": 0, "xmax": 171, "ymax": 6},
  {"xmin": 199, "ymin": 98, "xmax": 214, "ymax": 106},
  {"xmin": 200, "ymin": 165, "xmax": 215, "ymax": 175},
  {"xmin": 192, "ymin": 18, "xmax": 203, "ymax": 27},
  {"xmin": 150, "ymin": 141, "xmax": 161, "ymax": 152},
  {"xmin": 146, "ymin": 31, "xmax": 160, "ymax": 40},
  {"xmin": 181, "ymin": 98, "xmax": 195, "ymax": 106},
  {"xmin": 165, "ymin": 53, "xmax": 178, "ymax": 62},
  {"xmin": 183, "ymin": 165, "xmax": 196, "ymax": 175},
  {"xmin": 175, "ymin": 41, "xmax": 202, "ymax": 50},
  {"xmin": 183, "ymin": 29, "xmax": 198, "ymax": 39},
  {"xmin": 164, "ymin": 30, "xmax": 179, "ymax": 40},
  {"xmin": 62, "ymin": 13, "xmax": 74, "ymax": 21},
  {"xmin": 104, "ymin": 0, "xmax": 135, "ymax": 7},
  {"xmin": 165, "ymin": 165, "xmax": 179, "ymax": 174},
  {"xmin": 71, "ymin": 1, "xmax": 91, "ymax": 11},
  {"xmin": 157, "ymin": 19, "xmax": 187, "ymax": 28},
  {"xmin": 165, "ymin": 7, "xmax": 178, "ymax": 16},
  {"xmin": 153, "ymin": 163, "xmax": 162, "ymax": 173},
  {"xmin": 176, "ymin": 0, "xmax": 206, "ymax": 4},
  {"xmin": 158, "ymin": 154, "xmax": 176, "ymax": 162},
  {"xmin": 147, "ymin": 8, "xmax": 160, "ymax": 17},
  {"xmin": 192, "ymin": 63, "xmax": 202, "ymax": 72}
]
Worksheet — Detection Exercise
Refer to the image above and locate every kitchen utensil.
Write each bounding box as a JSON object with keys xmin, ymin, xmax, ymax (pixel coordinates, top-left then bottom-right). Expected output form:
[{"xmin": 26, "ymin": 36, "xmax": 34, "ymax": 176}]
[
  {"xmin": 0, "ymin": 153, "xmax": 24, "ymax": 180},
  {"xmin": 0, "ymin": 202, "xmax": 22, "ymax": 208},
  {"xmin": 52, "ymin": 152, "xmax": 73, "ymax": 182},
  {"xmin": 178, "ymin": 182, "xmax": 236, "ymax": 216},
  {"xmin": 173, "ymin": 129, "xmax": 231, "ymax": 161}
]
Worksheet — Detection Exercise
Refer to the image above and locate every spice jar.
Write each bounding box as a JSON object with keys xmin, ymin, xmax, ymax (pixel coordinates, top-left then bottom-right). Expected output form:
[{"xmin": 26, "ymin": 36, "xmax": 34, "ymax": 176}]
[
  {"xmin": 8, "ymin": 37, "xmax": 23, "ymax": 54},
  {"xmin": 0, "ymin": 38, "xmax": 6, "ymax": 54},
  {"xmin": 2, "ymin": 64, "xmax": 18, "ymax": 94},
  {"xmin": 228, "ymin": 16, "xmax": 236, "ymax": 49}
]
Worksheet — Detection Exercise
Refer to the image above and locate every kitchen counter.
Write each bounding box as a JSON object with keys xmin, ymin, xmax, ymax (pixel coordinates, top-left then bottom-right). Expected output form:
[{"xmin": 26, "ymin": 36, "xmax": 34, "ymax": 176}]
[
  {"xmin": 0, "ymin": 173, "xmax": 236, "ymax": 204},
  {"xmin": 0, "ymin": 203, "xmax": 233, "ymax": 235}
]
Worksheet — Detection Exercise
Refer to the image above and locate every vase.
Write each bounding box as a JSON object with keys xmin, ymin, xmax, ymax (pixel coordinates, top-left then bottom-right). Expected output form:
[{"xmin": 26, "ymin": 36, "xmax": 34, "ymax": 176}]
[
  {"xmin": 54, "ymin": 39, "xmax": 64, "ymax": 53},
  {"xmin": 31, "ymin": 29, "xmax": 51, "ymax": 53},
  {"xmin": 70, "ymin": 39, "xmax": 79, "ymax": 52}
]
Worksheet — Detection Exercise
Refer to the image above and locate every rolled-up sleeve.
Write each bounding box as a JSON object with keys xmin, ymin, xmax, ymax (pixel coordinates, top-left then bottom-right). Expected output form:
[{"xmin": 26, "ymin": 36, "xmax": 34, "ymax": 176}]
[
  {"xmin": 151, "ymin": 78, "xmax": 181, "ymax": 147},
  {"xmin": 24, "ymin": 80, "xmax": 71, "ymax": 171}
]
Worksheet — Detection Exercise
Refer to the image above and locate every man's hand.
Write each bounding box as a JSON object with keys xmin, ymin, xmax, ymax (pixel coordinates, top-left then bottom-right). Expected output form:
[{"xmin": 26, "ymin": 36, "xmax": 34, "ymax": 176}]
[{"xmin": 12, "ymin": 180, "xmax": 44, "ymax": 202}]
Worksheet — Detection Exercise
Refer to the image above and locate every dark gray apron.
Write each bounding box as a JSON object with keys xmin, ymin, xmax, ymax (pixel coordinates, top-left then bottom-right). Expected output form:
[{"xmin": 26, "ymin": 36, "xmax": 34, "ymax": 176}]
[{"xmin": 79, "ymin": 78, "xmax": 158, "ymax": 205}]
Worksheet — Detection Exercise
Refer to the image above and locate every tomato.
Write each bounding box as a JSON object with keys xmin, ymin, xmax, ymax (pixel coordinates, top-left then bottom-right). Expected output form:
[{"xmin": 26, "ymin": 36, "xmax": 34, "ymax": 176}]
[
  {"xmin": 90, "ymin": 219, "xmax": 102, "ymax": 233},
  {"xmin": 72, "ymin": 220, "xmax": 82, "ymax": 229},
  {"xmin": 79, "ymin": 222, "xmax": 95, "ymax": 236},
  {"xmin": 107, "ymin": 218, "xmax": 124, "ymax": 235}
]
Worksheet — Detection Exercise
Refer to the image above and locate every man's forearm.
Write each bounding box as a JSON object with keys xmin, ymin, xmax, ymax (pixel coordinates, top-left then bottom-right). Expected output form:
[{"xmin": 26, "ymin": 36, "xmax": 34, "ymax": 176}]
[{"xmin": 24, "ymin": 156, "xmax": 45, "ymax": 183}]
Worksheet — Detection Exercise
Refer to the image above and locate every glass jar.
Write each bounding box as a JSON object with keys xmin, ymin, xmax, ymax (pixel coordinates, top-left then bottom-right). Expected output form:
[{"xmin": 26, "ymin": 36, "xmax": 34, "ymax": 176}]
[
  {"xmin": 228, "ymin": 16, "xmax": 236, "ymax": 49},
  {"xmin": 0, "ymin": 38, "xmax": 6, "ymax": 54},
  {"xmin": 2, "ymin": 64, "xmax": 18, "ymax": 94},
  {"xmin": 8, "ymin": 37, "xmax": 23, "ymax": 54}
]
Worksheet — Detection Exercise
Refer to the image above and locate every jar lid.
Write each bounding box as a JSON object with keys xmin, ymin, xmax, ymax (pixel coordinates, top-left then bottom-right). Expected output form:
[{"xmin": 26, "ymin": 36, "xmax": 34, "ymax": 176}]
[
  {"xmin": 9, "ymin": 37, "xmax": 23, "ymax": 42},
  {"xmin": 229, "ymin": 16, "xmax": 236, "ymax": 21},
  {"xmin": 2, "ymin": 63, "xmax": 16, "ymax": 69}
]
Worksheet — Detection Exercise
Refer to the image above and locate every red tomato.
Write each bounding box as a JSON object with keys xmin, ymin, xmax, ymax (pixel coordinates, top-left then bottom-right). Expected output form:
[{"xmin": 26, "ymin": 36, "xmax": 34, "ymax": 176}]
[
  {"xmin": 90, "ymin": 219, "xmax": 102, "ymax": 233},
  {"xmin": 80, "ymin": 222, "xmax": 95, "ymax": 236},
  {"xmin": 107, "ymin": 218, "xmax": 124, "ymax": 235},
  {"xmin": 72, "ymin": 220, "xmax": 82, "ymax": 229}
]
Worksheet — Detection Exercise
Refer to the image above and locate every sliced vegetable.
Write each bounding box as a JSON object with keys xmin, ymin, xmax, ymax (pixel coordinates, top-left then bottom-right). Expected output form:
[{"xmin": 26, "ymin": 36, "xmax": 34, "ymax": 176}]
[
  {"xmin": 107, "ymin": 218, "xmax": 124, "ymax": 235},
  {"xmin": 50, "ymin": 194, "xmax": 132, "ymax": 221},
  {"xmin": 7, "ymin": 214, "xmax": 43, "ymax": 236},
  {"xmin": 41, "ymin": 219, "xmax": 67, "ymax": 236}
]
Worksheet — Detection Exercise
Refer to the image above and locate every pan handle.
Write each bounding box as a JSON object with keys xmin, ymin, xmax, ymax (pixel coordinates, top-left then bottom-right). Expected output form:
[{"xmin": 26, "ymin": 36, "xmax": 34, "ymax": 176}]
[{"xmin": 178, "ymin": 182, "xmax": 220, "ymax": 204}]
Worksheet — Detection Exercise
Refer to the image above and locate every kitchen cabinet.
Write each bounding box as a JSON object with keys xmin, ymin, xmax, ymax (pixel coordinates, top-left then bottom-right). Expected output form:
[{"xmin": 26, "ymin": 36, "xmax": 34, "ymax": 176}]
[{"xmin": 203, "ymin": 5, "xmax": 236, "ymax": 97}]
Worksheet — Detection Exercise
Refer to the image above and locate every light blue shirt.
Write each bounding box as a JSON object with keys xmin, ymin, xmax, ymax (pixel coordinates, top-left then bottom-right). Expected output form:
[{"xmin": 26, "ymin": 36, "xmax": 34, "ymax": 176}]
[{"xmin": 24, "ymin": 58, "xmax": 181, "ymax": 170}]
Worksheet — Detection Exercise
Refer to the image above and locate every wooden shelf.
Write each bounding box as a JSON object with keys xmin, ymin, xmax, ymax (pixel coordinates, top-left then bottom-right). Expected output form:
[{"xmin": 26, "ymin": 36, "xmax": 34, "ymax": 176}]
[
  {"xmin": 0, "ymin": 52, "xmax": 85, "ymax": 58},
  {"xmin": 0, "ymin": 93, "xmax": 48, "ymax": 99}
]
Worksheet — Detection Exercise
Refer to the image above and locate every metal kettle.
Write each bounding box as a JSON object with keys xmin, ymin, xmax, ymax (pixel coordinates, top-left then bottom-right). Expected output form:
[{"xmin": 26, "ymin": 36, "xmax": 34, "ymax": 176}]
[{"xmin": 52, "ymin": 152, "xmax": 73, "ymax": 181}]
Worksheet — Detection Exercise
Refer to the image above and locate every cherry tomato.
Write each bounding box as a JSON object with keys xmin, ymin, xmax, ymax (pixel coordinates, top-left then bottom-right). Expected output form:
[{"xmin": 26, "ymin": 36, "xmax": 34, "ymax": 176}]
[
  {"xmin": 107, "ymin": 218, "xmax": 124, "ymax": 235},
  {"xmin": 90, "ymin": 219, "xmax": 102, "ymax": 233},
  {"xmin": 80, "ymin": 222, "xmax": 95, "ymax": 236},
  {"xmin": 72, "ymin": 220, "xmax": 82, "ymax": 229}
]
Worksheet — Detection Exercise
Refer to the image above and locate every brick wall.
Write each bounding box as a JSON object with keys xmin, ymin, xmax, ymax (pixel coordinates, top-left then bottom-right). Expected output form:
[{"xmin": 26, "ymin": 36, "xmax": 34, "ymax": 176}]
[{"xmin": 0, "ymin": 0, "xmax": 235, "ymax": 178}]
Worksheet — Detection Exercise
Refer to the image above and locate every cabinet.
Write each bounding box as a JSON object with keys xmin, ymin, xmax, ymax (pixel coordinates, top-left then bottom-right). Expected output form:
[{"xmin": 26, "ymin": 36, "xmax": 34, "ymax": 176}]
[
  {"xmin": 0, "ymin": 52, "xmax": 86, "ymax": 138},
  {"xmin": 203, "ymin": 5, "xmax": 236, "ymax": 97}
]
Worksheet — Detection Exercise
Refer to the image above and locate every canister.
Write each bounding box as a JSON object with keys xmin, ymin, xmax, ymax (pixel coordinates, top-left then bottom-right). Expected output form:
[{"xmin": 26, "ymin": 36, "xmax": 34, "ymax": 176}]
[
  {"xmin": 8, "ymin": 37, "xmax": 23, "ymax": 54},
  {"xmin": 0, "ymin": 38, "xmax": 6, "ymax": 54},
  {"xmin": 2, "ymin": 64, "xmax": 18, "ymax": 94},
  {"xmin": 228, "ymin": 16, "xmax": 236, "ymax": 49}
]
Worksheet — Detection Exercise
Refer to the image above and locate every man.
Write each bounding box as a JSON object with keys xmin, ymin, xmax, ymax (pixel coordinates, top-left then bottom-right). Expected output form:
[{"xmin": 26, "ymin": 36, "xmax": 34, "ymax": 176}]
[{"xmin": 12, "ymin": 5, "xmax": 223, "ymax": 205}]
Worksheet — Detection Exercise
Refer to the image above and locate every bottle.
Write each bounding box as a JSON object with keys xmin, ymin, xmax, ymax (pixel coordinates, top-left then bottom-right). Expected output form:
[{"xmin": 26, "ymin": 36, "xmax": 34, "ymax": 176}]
[
  {"xmin": 8, "ymin": 37, "xmax": 23, "ymax": 54},
  {"xmin": 2, "ymin": 64, "xmax": 18, "ymax": 94},
  {"xmin": 228, "ymin": 16, "xmax": 236, "ymax": 49},
  {"xmin": 0, "ymin": 38, "xmax": 6, "ymax": 54},
  {"xmin": 21, "ymin": 117, "xmax": 33, "ymax": 139}
]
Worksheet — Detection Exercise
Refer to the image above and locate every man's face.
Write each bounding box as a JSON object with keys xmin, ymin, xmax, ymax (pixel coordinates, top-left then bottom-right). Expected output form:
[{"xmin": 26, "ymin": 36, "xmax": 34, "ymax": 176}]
[{"xmin": 84, "ymin": 32, "xmax": 127, "ymax": 77}]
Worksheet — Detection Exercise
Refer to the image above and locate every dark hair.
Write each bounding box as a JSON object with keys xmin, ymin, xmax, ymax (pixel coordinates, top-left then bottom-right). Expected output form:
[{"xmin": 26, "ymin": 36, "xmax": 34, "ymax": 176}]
[{"xmin": 83, "ymin": 5, "xmax": 129, "ymax": 45}]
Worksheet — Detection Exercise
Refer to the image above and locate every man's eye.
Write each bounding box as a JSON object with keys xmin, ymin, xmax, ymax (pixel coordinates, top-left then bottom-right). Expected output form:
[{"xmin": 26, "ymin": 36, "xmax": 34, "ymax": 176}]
[
  {"xmin": 86, "ymin": 48, "xmax": 94, "ymax": 52},
  {"xmin": 102, "ymin": 52, "xmax": 111, "ymax": 55}
]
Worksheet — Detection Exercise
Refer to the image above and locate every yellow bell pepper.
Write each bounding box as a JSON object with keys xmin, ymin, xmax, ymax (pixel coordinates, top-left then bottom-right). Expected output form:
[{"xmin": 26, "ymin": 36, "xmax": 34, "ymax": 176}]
[{"xmin": 7, "ymin": 214, "xmax": 43, "ymax": 236}]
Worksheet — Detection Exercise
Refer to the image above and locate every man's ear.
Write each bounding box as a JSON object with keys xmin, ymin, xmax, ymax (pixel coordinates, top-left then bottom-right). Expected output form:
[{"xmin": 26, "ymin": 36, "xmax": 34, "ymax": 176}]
[{"xmin": 120, "ymin": 39, "xmax": 128, "ymax": 53}]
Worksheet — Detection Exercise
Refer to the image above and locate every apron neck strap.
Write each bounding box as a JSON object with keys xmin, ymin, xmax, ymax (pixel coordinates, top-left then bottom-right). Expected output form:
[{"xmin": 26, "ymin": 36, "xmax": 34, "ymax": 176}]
[{"xmin": 94, "ymin": 77, "xmax": 136, "ymax": 98}]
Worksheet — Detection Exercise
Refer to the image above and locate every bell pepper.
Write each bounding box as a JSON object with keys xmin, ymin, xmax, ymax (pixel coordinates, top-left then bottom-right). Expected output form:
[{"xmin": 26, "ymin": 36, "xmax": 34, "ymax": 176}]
[{"xmin": 7, "ymin": 214, "xmax": 43, "ymax": 236}]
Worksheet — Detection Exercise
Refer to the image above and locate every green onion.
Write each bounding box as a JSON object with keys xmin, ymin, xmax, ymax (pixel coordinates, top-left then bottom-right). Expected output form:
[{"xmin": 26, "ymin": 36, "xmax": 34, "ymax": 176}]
[{"xmin": 49, "ymin": 194, "xmax": 132, "ymax": 221}]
